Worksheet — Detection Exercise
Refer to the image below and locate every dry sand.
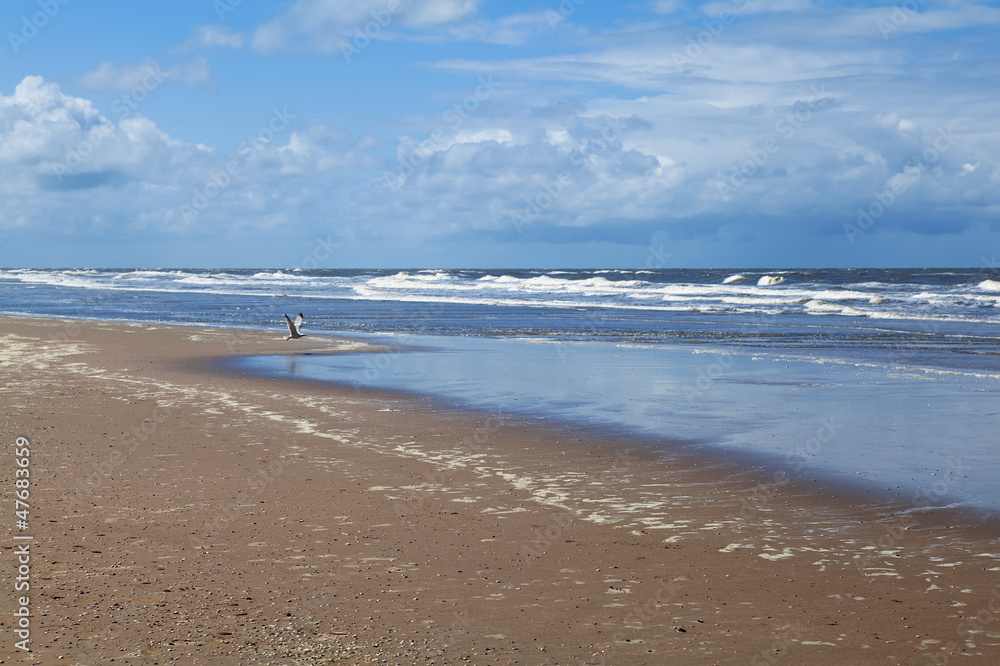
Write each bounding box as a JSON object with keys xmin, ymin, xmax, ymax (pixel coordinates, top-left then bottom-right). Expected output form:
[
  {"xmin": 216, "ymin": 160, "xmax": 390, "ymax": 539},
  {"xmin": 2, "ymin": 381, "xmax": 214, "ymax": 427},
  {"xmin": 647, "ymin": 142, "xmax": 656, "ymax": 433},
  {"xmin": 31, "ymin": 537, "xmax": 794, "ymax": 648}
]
[{"xmin": 1, "ymin": 315, "xmax": 998, "ymax": 664}]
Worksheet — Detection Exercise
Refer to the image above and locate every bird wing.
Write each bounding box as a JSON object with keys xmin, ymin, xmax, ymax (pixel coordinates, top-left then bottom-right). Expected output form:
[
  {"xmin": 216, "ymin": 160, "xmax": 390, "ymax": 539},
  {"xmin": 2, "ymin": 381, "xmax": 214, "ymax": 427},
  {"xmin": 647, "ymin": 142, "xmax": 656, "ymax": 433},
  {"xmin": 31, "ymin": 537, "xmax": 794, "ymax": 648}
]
[
  {"xmin": 294, "ymin": 313, "xmax": 304, "ymax": 331},
  {"xmin": 284, "ymin": 314, "xmax": 298, "ymax": 336}
]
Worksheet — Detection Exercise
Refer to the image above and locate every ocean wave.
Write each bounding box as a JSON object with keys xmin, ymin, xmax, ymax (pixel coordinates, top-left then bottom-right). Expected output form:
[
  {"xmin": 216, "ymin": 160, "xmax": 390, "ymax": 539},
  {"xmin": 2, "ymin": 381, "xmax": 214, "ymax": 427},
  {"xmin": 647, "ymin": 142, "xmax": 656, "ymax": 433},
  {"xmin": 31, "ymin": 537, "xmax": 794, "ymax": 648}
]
[
  {"xmin": 0, "ymin": 269, "xmax": 109, "ymax": 290},
  {"xmin": 329, "ymin": 270, "xmax": 1000, "ymax": 324},
  {"xmin": 251, "ymin": 270, "xmax": 310, "ymax": 281},
  {"xmin": 811, "ymin": 289, "xmax": 870, "ymax": 300},
  {"xmin": 3, "ymin": 268, "xmax": 998, "ymax": 326},
  {"xmin": 978, "ymin": 279, "xmax": 1000, "ymax": 292},
  {"xmin": 757, "ymin": 275, "xmax": 785, "ymax": 286},
  {"xmin": 113, "ymin": 270, "xmax": 192, "ymax": 280}
]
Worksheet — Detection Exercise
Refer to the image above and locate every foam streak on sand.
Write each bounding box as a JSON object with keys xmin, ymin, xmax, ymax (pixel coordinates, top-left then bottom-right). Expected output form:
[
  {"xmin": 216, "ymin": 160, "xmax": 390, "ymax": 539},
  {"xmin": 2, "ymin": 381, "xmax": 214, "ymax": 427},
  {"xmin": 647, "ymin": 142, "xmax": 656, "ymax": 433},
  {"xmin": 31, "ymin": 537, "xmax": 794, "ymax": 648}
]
[
  {"xmin": 234, "ymin": 333, "xmax": 1000, "ymax": 511},
  {"xmin": 2, "ymin": 316, "xmax": 1000, "ymax": 663}
]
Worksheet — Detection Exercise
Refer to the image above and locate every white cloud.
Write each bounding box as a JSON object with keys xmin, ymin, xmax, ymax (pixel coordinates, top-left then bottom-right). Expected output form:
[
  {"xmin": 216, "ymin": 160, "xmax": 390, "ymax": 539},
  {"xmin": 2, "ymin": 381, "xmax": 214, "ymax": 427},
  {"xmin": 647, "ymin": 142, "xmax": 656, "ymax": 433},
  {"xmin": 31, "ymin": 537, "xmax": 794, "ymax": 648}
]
[
  {"xmin": 7, "ymin": 0, "xmax": 1000, "ymax": 257},
  {"xmin": 435, "ymin": 11, "xmax": 574, "ymax": 46},
  {"xmin": 344, "ymin": 0, "xmax": 1000, "ymax": 243},
  {"xmin": 453, "ymin": 128, "xmax": 514, "ymax": 145},
  {"xmin": 250, "ymin": 0, "xmax": 483, "ymax": 54},
  {"xmin": 0, "ymin": 76, "xmax": 372, "ymax": 236},
  {"xmin": 352, "ymin": 110, "xmax": 686, "ymax": 239},
  {"xmin": 174, "ymin": 24, "xmax": 245, "ymax": 52},
  {"xmin": 701, "ymin": 0, "xmax": 815, "ymax": 16},
  {"xmin": 405, "ymin": 0, "xmax": 481, "ymax": 26},
  {"xmin": 0, "ymin": 76, "xmax": 112, "ymax": 167},
  {"xmin": 650, "ymin": 0, "xmax": 683, "ymax": 14},
  {"xmin": 79, "ymin": 57, "xmax": 213, "ymax": 94}
]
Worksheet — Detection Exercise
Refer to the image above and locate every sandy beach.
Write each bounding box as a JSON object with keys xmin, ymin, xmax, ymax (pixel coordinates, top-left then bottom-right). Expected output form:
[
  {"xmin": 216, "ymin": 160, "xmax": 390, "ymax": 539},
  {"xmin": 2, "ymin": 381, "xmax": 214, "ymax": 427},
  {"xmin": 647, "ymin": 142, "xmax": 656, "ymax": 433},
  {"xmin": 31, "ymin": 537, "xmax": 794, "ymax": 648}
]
[{"xmin": 2, "ymin": 315, "xmax": 999, "ymax": 664}]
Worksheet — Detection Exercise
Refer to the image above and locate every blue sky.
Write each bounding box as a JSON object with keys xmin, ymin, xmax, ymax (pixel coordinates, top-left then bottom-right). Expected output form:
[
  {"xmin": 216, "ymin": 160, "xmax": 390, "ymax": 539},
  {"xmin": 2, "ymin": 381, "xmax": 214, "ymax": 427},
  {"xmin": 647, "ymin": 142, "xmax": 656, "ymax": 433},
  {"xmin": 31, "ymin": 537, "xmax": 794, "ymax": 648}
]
[{"xmin": 0, "ymin": 0, "xmax": 998, "ymax": 268}]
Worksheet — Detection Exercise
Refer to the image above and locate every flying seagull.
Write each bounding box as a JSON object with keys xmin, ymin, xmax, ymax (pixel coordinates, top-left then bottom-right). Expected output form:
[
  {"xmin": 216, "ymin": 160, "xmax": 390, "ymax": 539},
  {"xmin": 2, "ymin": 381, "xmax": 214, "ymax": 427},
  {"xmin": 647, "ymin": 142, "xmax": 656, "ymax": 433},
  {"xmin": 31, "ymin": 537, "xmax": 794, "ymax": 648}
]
[{"xmin": 284, "ymin": 313, "xmax": 306, "ymax": 340}]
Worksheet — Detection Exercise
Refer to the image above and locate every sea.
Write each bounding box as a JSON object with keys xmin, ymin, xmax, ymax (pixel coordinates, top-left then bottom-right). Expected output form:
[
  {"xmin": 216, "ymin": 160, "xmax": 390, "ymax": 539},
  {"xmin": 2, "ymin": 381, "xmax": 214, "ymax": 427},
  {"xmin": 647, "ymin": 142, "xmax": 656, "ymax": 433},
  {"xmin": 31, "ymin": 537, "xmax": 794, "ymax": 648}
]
[{"xmin": 2, "ymin": 267, "xmax": 998, "ymax": 513}]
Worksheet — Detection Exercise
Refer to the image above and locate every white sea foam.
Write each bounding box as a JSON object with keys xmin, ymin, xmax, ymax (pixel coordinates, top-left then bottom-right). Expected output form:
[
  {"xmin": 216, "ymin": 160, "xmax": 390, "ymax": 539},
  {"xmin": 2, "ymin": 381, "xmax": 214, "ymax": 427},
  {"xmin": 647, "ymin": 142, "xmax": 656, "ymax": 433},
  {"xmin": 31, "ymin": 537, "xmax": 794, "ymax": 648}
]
[
  {"xmin": 979, "ymin": 279, "xmax": 1000, "ymax": 292},
  {"xmin": 178, "ymin": 275, "xmax": 231, "ymax": 285},
  {"xmin": 3, "ymin": 268, "xmax": 999, "ymax": 325},
  {"xmin": 811, "ymin": 289, "xmax": 869, "ymax": 300},
  {"xmin": 114, "ymin": 270, "xmax": 192, "ymax": 280},
  {"xmin": 251, "ymin": 270, "xmax": 309, "ymax": 281},
  {"xmin": 6, "ymin": 267, "xmax": 1000, "ymax": 514},
  {"xmin": 2, "ymin": 270, "xmax": 107, "ymax": 290}
]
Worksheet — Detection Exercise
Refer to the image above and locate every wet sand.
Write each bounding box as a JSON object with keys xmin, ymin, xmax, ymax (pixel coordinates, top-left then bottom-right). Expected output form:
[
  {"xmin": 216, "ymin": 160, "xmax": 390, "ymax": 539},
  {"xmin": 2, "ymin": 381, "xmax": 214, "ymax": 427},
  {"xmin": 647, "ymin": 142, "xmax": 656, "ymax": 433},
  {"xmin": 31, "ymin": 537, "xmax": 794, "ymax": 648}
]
[{"xmin": 1, "ymin": 315, "xmax": 999, "ymax": 664}]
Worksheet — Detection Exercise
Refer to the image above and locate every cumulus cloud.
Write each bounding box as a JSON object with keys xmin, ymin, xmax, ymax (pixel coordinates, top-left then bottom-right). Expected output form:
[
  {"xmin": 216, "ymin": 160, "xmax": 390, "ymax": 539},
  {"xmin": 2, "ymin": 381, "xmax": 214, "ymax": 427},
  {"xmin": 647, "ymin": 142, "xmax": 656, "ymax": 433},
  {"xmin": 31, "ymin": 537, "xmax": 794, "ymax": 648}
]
[
  {"xmin": 6, "ymin": 1, "xmax": 1000, "ymax": 257},
  {"xmin": 0, "ymin": 76, "xmax": 372, "ymax": 236},
  {"xmin": 406, "ymin": 4, "xmax": 1000, "ymax": 245},
  {"xmin": 347, "ymin": 107, "xmax": 690, "ymax": 244}
]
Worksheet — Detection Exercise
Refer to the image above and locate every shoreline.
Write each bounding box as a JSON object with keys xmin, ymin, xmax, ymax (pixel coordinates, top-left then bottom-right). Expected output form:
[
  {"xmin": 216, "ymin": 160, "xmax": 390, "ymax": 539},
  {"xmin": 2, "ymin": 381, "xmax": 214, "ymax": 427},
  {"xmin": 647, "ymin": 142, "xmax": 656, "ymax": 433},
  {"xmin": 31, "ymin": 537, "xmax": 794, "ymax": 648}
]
[
  {"xmin": 2, "ymin": 315, "xmax": 999, "ymax": 663},
  {"xmin": 217, "ymin": 338, "xmax": 1000, "ymax": 530}
]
